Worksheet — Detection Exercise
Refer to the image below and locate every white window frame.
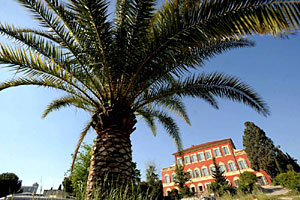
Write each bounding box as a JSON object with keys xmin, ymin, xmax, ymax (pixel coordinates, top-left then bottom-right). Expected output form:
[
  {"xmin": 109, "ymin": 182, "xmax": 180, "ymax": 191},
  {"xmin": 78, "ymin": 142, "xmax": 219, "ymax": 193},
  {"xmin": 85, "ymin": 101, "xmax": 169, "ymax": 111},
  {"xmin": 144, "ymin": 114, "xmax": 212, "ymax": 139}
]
[
  {"xmin": 198, "ymin": 152, "xmax": 205, "ymax": 161},
  {"xmin": 219, "ymin": 164, "xmax": 227, "ymax": 173},
  {"xmin": 165, "ymin": 174, "xmax": 170, "ymax": 183},
  {"xmin": 177, "ymin": 157, "xmax": 183, "ymax": 165},
  {"xmin": 209, "ymin": 165, "xmax": 216, "ymax": 174},
  {"xmin": 194, "ymin": 168, "xmax": 201, "ymax": 178},
  {"xmin": 202, "ymin": 167, "xmax": 209, "ymax": 176},
  {"xmin": 228, "ymin": 161, "xmax": 237, "ymax": 171},
  {"xmin": 222, "ymin": 145, "xmax": 230, "ymax": 155},
  {"xmin": 172, "ymin": 173, "xmax": 176, "ymax": 182},
  {"xmin": 205, "ymin": 150, "xmax": 212, "ymax": 160},
  {"xmin": 191, "ymin": 154, "xmax": 198, "ymax": 163},
  {"xmin": 184, "ymin": 155, "xmax": 190, "ymax": 164},
  {"xmin": 187, "ymin": 169, "xmax": 194, "ymax": 179},
  {"xmin": 238, "ymin": 159, "xmax": 248, "ymax": 169},
  {"xmin": 213, "ymin": 147, "xmax": 222, "ymax": 157}
]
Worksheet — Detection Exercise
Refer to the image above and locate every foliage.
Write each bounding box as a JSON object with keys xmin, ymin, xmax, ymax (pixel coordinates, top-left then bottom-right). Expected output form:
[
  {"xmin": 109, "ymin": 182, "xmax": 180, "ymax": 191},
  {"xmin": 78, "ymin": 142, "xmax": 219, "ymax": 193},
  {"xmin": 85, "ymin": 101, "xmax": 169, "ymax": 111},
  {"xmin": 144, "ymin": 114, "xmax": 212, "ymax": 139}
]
[
  {"xmin": 1, "ymin": 0, "xmax": 300, "ymax": 188},
  {"xmin": 144, "ymin": 164, "xmax": 163, "ymax": 199},
  {"xmin": 0, "ymin": 173, "xmax": 22, "ymax": 197},
  {"xmin": 209, "ymin": 157, "xmax": 235, "ymax": 198},
  {"xmin": 62, "ymin": 176, "xmax": 74, "ymax": 194},
  {"xmin": 238, "ymin": 171, "xmax": 258, "ymax": 194},
  {"xmin": 243, "ymin": 122, "xmax": 300, "ymax": 179},
  {"xmin": 69, "ymin": 142, "xmax": 92, "ymax": 197},
  {"xmin": 146, "ymin": 164, "xmax": 159, "ymax": 186},
  {"xmin": 273, "ymin": 170, "xmax": 300, "ymax": 192},
  {"xmin": 132, "ymin": 162, "xmax": 142, "ymax": 185},
  {"xmin": 173, "ymin": 164, "xmax": 190, "ymax": 190}
]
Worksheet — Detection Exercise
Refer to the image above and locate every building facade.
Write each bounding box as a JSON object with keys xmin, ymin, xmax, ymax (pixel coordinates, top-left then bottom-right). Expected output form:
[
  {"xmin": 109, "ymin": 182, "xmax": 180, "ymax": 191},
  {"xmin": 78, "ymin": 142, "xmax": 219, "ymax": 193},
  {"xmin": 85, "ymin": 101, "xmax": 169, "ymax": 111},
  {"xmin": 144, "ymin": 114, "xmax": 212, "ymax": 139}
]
[{"xmin": 161, "ymin": 138, "xmax": 271, "ymax": 196}]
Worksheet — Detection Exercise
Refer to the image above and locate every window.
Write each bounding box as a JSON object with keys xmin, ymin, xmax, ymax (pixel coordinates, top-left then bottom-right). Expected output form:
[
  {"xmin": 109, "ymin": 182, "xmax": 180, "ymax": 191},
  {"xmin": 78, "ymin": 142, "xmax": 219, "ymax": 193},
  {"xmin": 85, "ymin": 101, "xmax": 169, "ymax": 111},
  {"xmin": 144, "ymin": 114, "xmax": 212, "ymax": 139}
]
[
  {"xmin": 210, "ymin": 166, "xmax": 216, "ymax": 174},
  {"xmin": 165, "ymin": 175, "xmax": 170, "ymax": 183},
  {"xmin": 198, "ymin": 185, "xmax": 203, "ymax": 192},
  {"xmin": 198, "ymin": 152, "xmax": 205, "ymax": 161},
  {"xmin": 184, "ymin": 156, "xmax": 190, "ymax": 164},
  {"xmin": 191, "ymin": 154, "xmax": 197, "ymax": 163},
  {"xmin": 187, "ymin": 170, "xmax": 193, "ymax": 179},
  {"xmin": 177, "ymin": 158, "xmax": 183, "ymax": 165},
  {"xmin": 219, "ymin": 164, "xmax": 227, "ymax": 173},
  {"xmin": 205, "ymin": 182, "xmax": 211, "ymax": 190},
  {"xmin": 222, "ymin": 146, "xmax": 230, "ymax": 155},
  {"xmin": 213, "ymin": 148, "xmax": 221, "ymax": 157},
  {"xmin": 191, "ymin": 187, "xmax": 196, "ymax": 193},
  {"xmin": 228, "ymin": 162, "xmax": 237, "ymax": 171},
  {"xmin": 194, "ymin": 169, "xmax": 201, "ymax": 178},
  {"xmin": 205, "ymin": 150, "xmax": 212, "ymax": 159},
  {"xmin": 172, "ymin": 174, "xmax": 176, "ymax": 182},
  {"xmin": 202, "ymin": 167, "xmax": 209, "ymax": 176},
  {"xmin": 238, "ymin": 160, "xmax": 249, "ymax": 169}
]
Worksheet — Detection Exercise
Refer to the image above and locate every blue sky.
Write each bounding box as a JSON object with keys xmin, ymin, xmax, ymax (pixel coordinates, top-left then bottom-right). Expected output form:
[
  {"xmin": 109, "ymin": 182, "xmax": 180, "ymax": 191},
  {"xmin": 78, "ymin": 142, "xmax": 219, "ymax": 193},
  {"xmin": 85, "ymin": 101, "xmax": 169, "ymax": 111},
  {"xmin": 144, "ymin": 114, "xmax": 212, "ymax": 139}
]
[{"xmin": 0, "ymin": 0, "xmax": 299, "ymax": 191}]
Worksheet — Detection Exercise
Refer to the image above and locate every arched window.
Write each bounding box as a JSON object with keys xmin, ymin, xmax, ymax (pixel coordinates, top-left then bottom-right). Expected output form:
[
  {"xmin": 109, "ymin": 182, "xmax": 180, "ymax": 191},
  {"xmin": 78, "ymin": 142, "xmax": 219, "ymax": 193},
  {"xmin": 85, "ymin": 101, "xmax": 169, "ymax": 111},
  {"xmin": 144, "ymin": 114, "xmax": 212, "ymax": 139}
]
[
  {"xmin": 187, "ymin": 169, "xmax": 194, "ymax": 179},
  {"xmin": 219, "ymin": 164, "xmax": 227, "ymax": 173},
  {"xmin": 172, "ymin": 173, "xmax": 176, "ymax": 182},
  {"xmin": 233, "ymin": 176, "xmax": 239, "ymax": 187},
  {"xmin": 228, "ymin": 161, "xmax": 237, "ymax": 171},
  {"xmin": 165, "ymin": 174, "xmax": 170, "ymax": 183},
  {"xmin": 202, "ymin": 167, "xmax": 209, "ymax": 176},
  {"xmin": 238, "ymin": 159, "xmax": 249, "ymax": 169},
  {"xmin": 194, "ymin": 168, "xmax": 201, "ymax": 178},
  {"xmin": 209, "ymin": 165, "xmax": 216, "ymax": 174},
  {"xmin": 197, "ymin": 183, "xmax": 204, "ymax": 192}
]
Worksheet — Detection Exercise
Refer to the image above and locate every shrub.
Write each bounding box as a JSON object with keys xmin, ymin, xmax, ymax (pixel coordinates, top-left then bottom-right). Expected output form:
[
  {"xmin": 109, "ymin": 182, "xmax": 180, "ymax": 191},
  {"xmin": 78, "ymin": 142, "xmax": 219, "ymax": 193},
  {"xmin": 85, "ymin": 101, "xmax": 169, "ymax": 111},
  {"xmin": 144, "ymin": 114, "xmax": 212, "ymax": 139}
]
[
  {"xmin": 274, "ymin": 170, "xmax": 300, "ymax": 191},
  {"xmin": 238, "ymin": 172, "xmax": 258, "ymax": 194}
]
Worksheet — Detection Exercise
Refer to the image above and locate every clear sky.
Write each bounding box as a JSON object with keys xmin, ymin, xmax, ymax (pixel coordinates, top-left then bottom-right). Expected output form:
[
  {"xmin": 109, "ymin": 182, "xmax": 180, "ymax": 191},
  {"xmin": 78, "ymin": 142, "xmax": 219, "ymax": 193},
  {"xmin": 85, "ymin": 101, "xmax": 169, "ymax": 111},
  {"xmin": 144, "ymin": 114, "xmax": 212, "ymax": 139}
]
[{"xmin": 0, "ymin": 0, "xmax": 299, "ymax": 191}]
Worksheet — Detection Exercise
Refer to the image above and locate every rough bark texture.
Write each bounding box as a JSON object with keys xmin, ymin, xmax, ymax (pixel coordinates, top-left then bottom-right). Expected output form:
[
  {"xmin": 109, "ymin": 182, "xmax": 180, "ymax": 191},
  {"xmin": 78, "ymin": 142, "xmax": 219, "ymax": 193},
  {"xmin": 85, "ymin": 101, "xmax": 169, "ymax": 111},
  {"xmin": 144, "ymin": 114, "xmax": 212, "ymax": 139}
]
[{"xmin": 86, "ymin": 107, "xmax": 136, "ymax": 197}]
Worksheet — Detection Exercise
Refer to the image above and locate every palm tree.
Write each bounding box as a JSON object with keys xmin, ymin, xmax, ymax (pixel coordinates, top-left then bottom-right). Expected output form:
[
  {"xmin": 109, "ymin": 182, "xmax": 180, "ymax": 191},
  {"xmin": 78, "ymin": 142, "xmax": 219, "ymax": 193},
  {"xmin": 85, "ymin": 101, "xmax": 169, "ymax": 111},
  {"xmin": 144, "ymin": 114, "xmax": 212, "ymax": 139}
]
[{"xmin": 0, "ymin": 0, "xmax": 299, "ymax": 195}]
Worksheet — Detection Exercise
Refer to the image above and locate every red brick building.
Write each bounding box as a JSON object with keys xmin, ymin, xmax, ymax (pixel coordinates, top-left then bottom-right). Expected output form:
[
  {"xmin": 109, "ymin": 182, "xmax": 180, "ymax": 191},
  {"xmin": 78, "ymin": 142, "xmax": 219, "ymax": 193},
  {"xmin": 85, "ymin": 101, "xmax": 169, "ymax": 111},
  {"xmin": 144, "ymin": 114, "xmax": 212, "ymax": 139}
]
[{"xmin": 161, "ymin": 138, "xmax": 271, "ymax": 196}]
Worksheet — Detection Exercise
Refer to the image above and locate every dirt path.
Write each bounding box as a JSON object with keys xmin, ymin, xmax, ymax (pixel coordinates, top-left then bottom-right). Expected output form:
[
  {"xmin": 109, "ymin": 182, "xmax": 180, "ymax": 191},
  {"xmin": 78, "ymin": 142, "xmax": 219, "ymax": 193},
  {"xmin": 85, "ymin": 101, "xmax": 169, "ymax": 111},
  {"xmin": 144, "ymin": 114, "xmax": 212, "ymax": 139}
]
[{"xmin": 260, "ymin": 185, "xmax": 290, "ymax": 196}]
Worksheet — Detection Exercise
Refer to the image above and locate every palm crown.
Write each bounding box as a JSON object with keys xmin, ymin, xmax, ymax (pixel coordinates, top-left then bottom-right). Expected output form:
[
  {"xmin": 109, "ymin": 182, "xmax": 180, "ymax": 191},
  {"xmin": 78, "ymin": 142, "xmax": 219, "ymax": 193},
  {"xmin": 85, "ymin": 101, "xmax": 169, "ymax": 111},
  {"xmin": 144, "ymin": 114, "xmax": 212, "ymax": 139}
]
[{"xmin": 0, "ymin": 0, "xmax": 300, "ymax": 193}]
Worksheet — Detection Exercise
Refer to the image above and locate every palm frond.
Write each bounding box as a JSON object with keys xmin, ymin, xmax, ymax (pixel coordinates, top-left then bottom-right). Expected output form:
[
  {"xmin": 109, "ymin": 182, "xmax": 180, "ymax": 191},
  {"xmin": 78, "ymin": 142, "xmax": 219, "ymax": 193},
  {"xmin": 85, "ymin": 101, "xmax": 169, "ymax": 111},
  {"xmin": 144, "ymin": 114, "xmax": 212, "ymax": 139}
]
[
  {"xmin": 70, "ymin": 120, "xmax": 93, "ymax": 174},
  {"xmin": 152, "ymin": 96, "xmax": 191, "ymax": 125},
  {"xmin": 138, "ymin": 72, "xmax": 270, "ymax": 116},
  {"xmin": 0, "ymin": 24, "xmax": 65, "ymax": 64},
  {"xmin": 42, "ymin": 95, "xmax": 94, "ymax": 118},
  {"xmin": 135, "ymin": 109, "xmax": 157, "ymax": 136},
  {"xmin": 137, "ymin": 107, "xmax": 183, "ymax": 151}
]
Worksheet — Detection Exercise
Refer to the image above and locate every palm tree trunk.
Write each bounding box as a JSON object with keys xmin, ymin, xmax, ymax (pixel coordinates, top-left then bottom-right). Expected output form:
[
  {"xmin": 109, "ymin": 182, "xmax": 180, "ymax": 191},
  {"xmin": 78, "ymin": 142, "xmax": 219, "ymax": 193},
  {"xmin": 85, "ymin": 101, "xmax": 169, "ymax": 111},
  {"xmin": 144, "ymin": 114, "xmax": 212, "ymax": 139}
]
[{"xmin": 86, "ymin": 108, "xmax": 136, "ymax": 197}]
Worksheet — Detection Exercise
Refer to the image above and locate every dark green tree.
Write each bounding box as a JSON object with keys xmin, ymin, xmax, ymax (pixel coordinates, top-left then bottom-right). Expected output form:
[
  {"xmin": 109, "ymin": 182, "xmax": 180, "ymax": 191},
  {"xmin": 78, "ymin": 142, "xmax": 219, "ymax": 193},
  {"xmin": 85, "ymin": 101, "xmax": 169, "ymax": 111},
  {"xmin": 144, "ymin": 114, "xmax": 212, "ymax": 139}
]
[
  {"xmin": 174, "ymin": 164, "xmax": 190, "ymax": 190},
  {"xmin": 146, "ymin": 164, "xmax": 159, "ymax": 186},
  {"xmin": 243, "ymin": 122, "xmax": 278, "ymax": 178},
  {"xmin": 238, "ymin": 171, "xmax": 258, "ymax": 194},
  {"xmin": 0, "ymin": 173, "xmax": 22, "ymax": 198},
  {"xmin": 131, "ymin": 162, "xmax": 142, "ymax": 185},
  {"xmin": 145, "ymin": 164, "xmax": 163, "ymax": 199},
  {"xmin": 243, "ymin": 122, "xmax": 300, "ymax": 178},
  {"xmin": 209, "ymin": 157, "xmax": 235, "ymax": 199},
  {"xmin": 62, "ymin": 177, "xmax": 74, "ymax": 195},
  {"xmin": 1, "ymin": 0, "xmax": 300, "ymax": 195},
  {"xmin": 285, "ymin": 153, "xmax": 300, "ymax": 172}
]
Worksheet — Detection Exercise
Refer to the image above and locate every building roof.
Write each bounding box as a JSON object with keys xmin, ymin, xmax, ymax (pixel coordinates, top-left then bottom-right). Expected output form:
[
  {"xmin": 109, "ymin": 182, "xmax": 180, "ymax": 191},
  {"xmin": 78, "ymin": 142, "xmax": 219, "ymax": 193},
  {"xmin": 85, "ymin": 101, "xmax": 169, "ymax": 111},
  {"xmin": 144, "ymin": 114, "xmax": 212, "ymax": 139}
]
[{"xmin": 173, "ymin": 138, "xmax": 235, "ymax": 156}]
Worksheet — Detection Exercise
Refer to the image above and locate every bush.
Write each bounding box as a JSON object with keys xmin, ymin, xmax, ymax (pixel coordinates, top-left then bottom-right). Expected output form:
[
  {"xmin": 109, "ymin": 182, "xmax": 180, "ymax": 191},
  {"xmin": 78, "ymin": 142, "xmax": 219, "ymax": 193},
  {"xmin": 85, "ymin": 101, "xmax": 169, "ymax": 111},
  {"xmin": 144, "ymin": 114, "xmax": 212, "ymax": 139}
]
[
  {"xmin": 238, "ymin": 172, "xmax": 258, "ymax": 194},
  {"xmin": 274, "ymin": 170, "xmax": 300, "ymax": 191}
]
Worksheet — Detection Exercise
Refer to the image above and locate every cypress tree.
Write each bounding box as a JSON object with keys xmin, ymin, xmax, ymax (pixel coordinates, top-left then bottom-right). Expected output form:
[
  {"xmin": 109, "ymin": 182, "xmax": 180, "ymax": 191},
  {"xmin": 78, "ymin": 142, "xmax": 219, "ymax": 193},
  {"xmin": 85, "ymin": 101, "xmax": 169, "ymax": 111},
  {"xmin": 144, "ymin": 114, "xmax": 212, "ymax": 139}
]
[
  {"xmin": 243, "ymin": 122, "xmax": 278, "ymax": 178},
  {"xmin": 243, "ymin": 122, "xmax": 300, "ymax": 178}
]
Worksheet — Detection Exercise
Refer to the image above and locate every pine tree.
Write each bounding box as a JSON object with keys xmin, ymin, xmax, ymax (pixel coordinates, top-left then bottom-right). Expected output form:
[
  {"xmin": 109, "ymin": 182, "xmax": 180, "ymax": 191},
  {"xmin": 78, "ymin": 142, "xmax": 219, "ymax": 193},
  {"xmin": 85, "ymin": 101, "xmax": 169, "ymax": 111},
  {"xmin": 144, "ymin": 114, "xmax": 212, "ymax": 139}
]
[
  {"xmin": 210, "ymin": 158, "xmax": 234, "ymax": 199},
  {"xmin": 174, "ymin": 164, "xmax": 190, "ymax": 189}
]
